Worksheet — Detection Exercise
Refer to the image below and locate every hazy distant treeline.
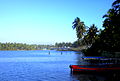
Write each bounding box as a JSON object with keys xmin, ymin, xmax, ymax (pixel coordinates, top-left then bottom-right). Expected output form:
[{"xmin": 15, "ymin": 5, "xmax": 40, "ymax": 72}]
[
  {"xmin": 0, "ymin": 42, "xmax": 82, "ymax": 50},
  {"xmin": 0, "ymin": 42, "xmax": 54, "ymax": 50}
]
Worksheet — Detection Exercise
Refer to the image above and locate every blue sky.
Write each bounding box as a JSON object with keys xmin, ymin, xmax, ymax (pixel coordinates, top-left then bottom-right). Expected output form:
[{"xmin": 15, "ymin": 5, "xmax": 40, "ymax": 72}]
[{"xmin": 0, "ymin": 0, "xmax": 114, "ymax": 44}]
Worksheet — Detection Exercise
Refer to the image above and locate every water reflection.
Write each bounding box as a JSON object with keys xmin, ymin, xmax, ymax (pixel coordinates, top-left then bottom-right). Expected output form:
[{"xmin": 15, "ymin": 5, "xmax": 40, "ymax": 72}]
[
  {"xmin": 72, "ymin": 74, "xmax": 104, "ymax": 81},
  {"xmin": 71, "ymin": 72, "xmax": 120, "ymax": 81}
]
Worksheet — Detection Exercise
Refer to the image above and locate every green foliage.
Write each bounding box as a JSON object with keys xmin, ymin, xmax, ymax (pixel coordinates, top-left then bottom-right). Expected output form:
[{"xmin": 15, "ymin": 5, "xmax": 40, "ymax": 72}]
[
  {"xmin": 0, "ymin": 42, "xmax": 54, "ymax": 50},
  {"xmin": 55, "ymin": 42, "xmax": 72, "ymax": 48},
  {"xmin": 72, "ymin": 41, "xmax": 81, "ymax": 47},
  {"xmin": 84, "ymin": 24, "xmax": 99, "ymax": 45},
  {"xmin": 72, "ymin": 17, "xmax": 99, "ymax": 47},
  {"xmin": 83, "ymin": 0, "xmax": 120, "ymax": 56},
  {"xmin": 101, "ymin": 0, "xmax": 120, "ymax": 52},
  {"xmin": 73, "ymin": 0, "xmax": 120, "ymax": 56},
  {"xmin": 72, "ymin": 17, "xmax": 86, "ymax": 40}
]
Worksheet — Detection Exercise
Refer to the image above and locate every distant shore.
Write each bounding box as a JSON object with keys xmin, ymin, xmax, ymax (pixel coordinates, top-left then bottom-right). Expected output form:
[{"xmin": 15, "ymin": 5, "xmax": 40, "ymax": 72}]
[{"xmin": 57, "ymin": 46, "xmax": 87, "ymax": 51}]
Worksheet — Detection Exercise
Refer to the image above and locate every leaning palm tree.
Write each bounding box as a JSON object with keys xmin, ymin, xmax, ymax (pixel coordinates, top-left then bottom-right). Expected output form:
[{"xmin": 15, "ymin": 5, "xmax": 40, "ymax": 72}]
[{"xmin": 72, "ymin": 17, "xmax": 86, "ymax": 40}]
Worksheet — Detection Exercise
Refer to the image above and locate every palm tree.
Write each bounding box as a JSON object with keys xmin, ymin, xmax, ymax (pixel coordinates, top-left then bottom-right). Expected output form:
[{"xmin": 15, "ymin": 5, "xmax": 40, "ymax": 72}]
[
  {"xmin": 87, "ymin": 24, "xmax": 98, "ymax": 44},
  {"xmin": 101, "ymin": 0, "xmax": 120, "ymax": 52},
  {"xmin": 103, "ymin": 0, "xmax": 120, "ymax": 28},
  {"xmin": 83, "ymin": 24, "xmax": 98, "ymax": 47},
  {"xmin": 72, "ymin": 17, "xmax": 86, "ymax": 40},
  {"xmin": 112, "ymin": 0, "xmax": 120, "ymax": 7}
]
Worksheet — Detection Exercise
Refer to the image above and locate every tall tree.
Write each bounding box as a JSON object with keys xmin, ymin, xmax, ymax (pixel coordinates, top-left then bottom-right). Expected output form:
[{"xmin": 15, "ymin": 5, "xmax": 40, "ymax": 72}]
[
  {"xmin": 82, "ymin": 0, "xmax": 120, "ymax": 56},
  {"xmin": 84, "ymin": 24, "xmax": 99, "ymax": 46},
  {"xmin": 72, "ymin": 17, "xmax": 86, "ymax": 40},
  {"xmin": 101, "ymin": 0, "xmax": 120, "ymax": 52}
]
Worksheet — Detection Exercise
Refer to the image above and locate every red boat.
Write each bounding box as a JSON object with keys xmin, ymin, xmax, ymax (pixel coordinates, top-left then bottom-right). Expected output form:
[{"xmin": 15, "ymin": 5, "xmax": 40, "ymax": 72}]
[{"xmin": 69, "ymin": 64, "xmax": 120, "ymax": 73}]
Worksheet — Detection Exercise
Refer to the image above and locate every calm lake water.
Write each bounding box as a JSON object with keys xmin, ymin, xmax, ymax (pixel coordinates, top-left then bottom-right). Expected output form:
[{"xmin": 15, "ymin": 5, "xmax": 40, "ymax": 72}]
[{"xmin": 0, "ymin": 50, "xmax": 119, "ymax": 81}]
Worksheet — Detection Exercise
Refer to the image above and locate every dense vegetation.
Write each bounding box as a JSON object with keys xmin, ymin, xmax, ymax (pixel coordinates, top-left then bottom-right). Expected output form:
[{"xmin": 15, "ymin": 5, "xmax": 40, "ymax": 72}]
[
  {"xmin": 55, "ymin": 42, "xmax": 85, "ymax": 48},
  {"xmin": 55, "ymin": 42, "xmax": 72, "ymax": 48},
  {"xmin": 0, "ymin": 42, "xmax": 54, "ymax": 50},
  {"xmin": 72, "ymin": 0, "xmax": 120, "ymax": 56}
]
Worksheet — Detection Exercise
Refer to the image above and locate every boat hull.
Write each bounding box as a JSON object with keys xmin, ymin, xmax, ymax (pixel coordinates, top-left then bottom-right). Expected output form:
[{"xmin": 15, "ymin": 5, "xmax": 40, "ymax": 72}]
[{"xmin": 70, "ymin": 64, "xmax": 120, "ymax": 73}]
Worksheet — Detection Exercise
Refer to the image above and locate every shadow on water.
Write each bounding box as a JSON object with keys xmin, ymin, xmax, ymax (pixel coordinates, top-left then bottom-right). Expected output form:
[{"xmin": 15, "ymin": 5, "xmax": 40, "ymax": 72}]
[{"xmin": 71, "ymin": 72, "xmax": 120, "ymax": 81}]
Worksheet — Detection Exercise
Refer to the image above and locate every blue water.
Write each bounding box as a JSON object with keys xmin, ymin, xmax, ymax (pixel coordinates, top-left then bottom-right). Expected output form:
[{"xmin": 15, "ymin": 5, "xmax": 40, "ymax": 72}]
[
  {"xmin": 0, "ymin": 50, "xmax": 119, "ymax": 81},
  {"xmin": 0, "ymin": 50, "xmax": 82, "ymax": 81}
]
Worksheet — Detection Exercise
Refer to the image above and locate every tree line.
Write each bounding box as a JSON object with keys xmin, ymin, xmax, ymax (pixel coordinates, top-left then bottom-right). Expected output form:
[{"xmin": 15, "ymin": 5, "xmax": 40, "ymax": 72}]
[
  {"xmin": 55, "ymin": 42, "xmax": 72, "ymax": 48},
  {"xmin": 0, "ymin": 42, "xmax": 54, "ymax": 50},
  {"xmin": 0, "ymin": 42, "xmax": 76, "ymax": 50},
  {"xmin": 72, "ymin": 0, "xmax": 120, "ymax": 56}
]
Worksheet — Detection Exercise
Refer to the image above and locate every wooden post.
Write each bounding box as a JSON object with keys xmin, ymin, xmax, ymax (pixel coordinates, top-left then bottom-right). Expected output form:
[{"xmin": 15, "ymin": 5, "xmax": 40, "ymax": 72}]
[
  {"xmin": 69, "ymin": 65, "xmax": 73, "ymax": 74},
  {"xmin": 49, "ymin": 51, "xmax": 50, "ymax": 55}
]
